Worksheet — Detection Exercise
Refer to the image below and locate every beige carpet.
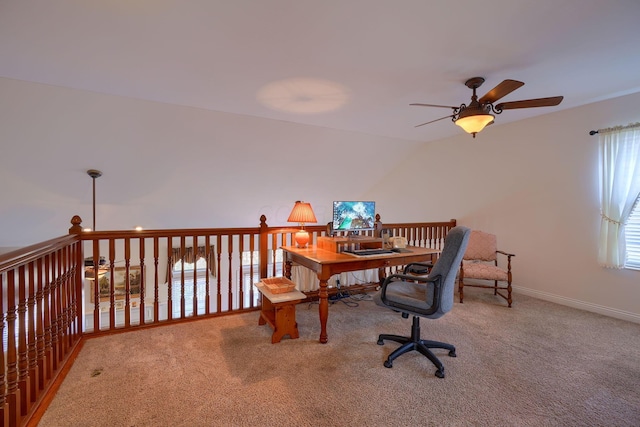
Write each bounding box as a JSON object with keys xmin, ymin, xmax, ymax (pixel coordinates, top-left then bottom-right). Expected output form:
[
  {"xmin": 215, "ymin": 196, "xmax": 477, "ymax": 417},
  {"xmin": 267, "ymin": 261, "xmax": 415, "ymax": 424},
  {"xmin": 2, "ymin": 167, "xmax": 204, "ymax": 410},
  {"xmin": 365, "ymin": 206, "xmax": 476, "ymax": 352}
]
[{"xmin": 38, "ymin": 288, "xmax": 640, "ymax": 427}]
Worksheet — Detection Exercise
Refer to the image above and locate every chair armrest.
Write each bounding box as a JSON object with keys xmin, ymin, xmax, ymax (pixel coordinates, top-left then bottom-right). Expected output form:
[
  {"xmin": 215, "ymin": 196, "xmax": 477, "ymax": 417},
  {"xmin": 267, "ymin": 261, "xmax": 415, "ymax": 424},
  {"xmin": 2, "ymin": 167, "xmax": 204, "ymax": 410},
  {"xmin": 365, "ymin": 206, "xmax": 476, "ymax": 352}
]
[
  {"xmin": 496, "ymin": 250, "xmax": 515, "ymax": 258},
  {"xmin": 379, "ymin": 273, "xmax": 442, "ymax": 316},
  {"xmin": 403, "ymin": 262, "xmax": 433, "ymax": 275},
  {"xmin": 496, "ymin": 250, "xmax": 514, "ymax": 273}
]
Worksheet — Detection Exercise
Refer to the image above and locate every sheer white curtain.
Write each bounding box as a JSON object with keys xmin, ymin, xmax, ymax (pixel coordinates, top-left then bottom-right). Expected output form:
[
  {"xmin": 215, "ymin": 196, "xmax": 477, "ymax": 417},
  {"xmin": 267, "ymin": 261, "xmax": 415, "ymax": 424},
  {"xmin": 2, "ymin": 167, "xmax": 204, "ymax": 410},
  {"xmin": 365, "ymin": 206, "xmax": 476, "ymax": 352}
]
[{"xmin": 598, "ymin": 123, "xmax": 640, "ymax": 268}]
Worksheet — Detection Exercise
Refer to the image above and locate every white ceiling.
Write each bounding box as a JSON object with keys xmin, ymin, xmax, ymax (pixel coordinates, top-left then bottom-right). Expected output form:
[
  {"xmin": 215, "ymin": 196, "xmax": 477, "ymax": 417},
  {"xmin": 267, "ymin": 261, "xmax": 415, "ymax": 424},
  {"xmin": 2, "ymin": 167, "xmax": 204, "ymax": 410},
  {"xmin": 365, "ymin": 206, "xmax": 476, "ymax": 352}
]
[{"xmin": 2, "ymin": 0, "xmax": 640, "ymax": 143}]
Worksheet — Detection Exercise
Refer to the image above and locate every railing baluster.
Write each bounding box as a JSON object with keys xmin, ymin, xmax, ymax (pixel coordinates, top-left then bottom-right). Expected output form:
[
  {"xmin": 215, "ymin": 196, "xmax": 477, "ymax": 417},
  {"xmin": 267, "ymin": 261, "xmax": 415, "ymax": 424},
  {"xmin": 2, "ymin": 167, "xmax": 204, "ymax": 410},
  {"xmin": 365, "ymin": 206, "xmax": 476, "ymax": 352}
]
[
  {"xmin": 61, "ymin": 248, "xmax": 69, "ymax": 354},
  {"xmin": 139, "ymin": 237, "xmax": 146, "ymax": 325},
  {"xmin": 6, "ymin": 269, "xmax": 19, "ymax": 426},
  {"xmin": 192, "ymin": 234, "xmax": 198, "ymax": 317},
  {"xmin": 43, "ymin": 254, "xmax": 52, "ymax": 382},
  {"xmin": 92, "ymin": 241, "xmax": 101, "ymax": 332},
  {"xmin": 108, "ymin": 240, "xmax": 116, "ymax": 330},
  {"xmin": 27, "ymin": 262, "xmax": 38, "ymax": 404},
  {"xmin": 123, "ymin": 238, "xmax": 131, "ymax": 327},
  {"xmin": 205, "ymin": 235, "xmax": 211, "ymax": 315},
  {"xmin": 270, "ymin": 233, "xmax": 278, "ymax": 278},
  {"xmin": 179, "ymin": 236, "xmax": 186, "ymax": 319},
  {"xmin": 167, "ymin": 238, "xmax": 173, "ymax": 321},
  {"xmin": 153, "ymin": 237, "xmax": 160, "ymax": 323},
  {"xmin": 0, "ymin": 270, "xmax": 7, "ymax": 425},
  {"xmin": 71, "ymin": 242, "xmax": 80, "ymax": 338},
  {"xmin": 227, "ymin": 235, "xmax": 233, "ymax": 312},
  {"xmin": 238, "ymin": 234, "xmax": 245, "ymax": 310},
  {"xmin": 249, "ymin": 234, "xmax": 256, "ymax": 308},
  {"xmin": 55, "ymin": 249, "xmax": 64, "ymax": 366},
  {"xmin": 61, "ymin": 247, "xmax": 70, "ymax": 354},
  {"xmin": 65, "ymin": 246, "xmax": 73, "ymax": 344},
  {"xmin": 50, "ymin": 252, "xmax": 60, "ymax": 371},
  {"xmin": 216, "ymin": 235, "xmax": 222, "ymax": 314},
  {"xmin": 18, "ymin": 265, "xmax": 29, "ymax": 415},
  {"xmin": 35, "ymin": 257, "xmax": 45, "ymax": 392}
]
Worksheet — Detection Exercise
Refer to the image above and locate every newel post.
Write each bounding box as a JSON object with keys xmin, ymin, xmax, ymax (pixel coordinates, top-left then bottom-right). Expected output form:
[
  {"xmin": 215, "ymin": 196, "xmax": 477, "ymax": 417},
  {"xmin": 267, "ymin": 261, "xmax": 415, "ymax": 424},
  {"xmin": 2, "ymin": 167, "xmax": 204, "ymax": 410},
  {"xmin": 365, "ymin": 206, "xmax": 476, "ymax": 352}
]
[
  {"xmin": 374, "ymin": 213, "xmax": 383, "ymax": 236},
  {"xmin": 69, "ymin": 216, "xmax": 85, "ymax": 336},
  {"xmin": 69, "ymin": 215, "xmax": 83, "ymax": 235},
  {"xmin": 259, "ymin": 215, "xmax": 268, "ymax": 280}
]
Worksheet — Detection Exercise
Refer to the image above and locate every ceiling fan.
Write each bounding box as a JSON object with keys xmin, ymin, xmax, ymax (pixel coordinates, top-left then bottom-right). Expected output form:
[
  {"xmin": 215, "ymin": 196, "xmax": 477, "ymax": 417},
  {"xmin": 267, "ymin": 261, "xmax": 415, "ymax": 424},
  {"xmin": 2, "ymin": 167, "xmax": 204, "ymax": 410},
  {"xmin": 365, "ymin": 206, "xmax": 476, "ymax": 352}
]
[{"xmin": 411, "ymin": 77, "xmax": 563, "ymax": 138}]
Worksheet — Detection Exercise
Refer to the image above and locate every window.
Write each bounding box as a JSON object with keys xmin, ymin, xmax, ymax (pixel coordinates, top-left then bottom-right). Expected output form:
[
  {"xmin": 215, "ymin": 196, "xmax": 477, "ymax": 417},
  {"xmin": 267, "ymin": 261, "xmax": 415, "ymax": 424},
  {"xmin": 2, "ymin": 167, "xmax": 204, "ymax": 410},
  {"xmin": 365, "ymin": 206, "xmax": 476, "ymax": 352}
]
[
  {"xmin": 597, "ymin": 123, "xmax": 640, "ymax": 268},
  {"xmin": 626, "ymin": 198, "xmax": 640, "ymax": 270},
  {"xmin": 174, "ymin": 257, "xmax": 208, "ymax": 271},
  {"xmin": 240, "ymin": 249, "xmax": 283, "ymax": 285},
  {"xmin": 172, "ymin": 257, "xmax": 210, "ymax": 316}
]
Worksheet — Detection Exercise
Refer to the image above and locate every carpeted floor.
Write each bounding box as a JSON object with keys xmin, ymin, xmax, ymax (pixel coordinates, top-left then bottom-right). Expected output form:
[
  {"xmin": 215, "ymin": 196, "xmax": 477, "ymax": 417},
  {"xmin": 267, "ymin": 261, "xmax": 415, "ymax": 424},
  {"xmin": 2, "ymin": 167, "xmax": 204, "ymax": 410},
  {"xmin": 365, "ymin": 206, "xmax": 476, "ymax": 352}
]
[{"xmin": 38, "ymin": 288, "xmax": 640, "ymax": 426}]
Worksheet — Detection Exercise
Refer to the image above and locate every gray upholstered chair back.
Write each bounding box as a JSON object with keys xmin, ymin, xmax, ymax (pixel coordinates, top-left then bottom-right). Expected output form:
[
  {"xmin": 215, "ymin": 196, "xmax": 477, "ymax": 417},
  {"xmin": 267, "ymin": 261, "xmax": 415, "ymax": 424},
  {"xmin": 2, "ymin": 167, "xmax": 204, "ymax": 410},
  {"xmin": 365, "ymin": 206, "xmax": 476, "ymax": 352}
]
[{"xmin": 427, "ymin": 226, "xmax": 471, "ymax": 316}]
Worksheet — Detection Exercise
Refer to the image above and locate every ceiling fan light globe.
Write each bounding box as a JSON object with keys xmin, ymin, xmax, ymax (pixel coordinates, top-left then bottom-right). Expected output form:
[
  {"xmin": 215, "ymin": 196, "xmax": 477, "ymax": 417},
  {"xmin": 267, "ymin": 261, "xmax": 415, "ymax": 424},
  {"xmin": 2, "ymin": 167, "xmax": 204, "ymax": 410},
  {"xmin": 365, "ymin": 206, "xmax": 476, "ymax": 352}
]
[{"xmin": 455, "ymin": 113, "xmax": 494, "ymax": 135}]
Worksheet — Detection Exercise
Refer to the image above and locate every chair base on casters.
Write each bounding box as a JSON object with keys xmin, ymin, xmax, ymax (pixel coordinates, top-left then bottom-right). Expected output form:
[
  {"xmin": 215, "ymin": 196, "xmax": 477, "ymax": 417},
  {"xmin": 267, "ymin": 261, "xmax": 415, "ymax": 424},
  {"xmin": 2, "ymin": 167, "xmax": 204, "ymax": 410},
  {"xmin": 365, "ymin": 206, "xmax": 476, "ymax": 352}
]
[{"xmin": 377, "ymin": 316, "xmax": 456, "ymax": 378}]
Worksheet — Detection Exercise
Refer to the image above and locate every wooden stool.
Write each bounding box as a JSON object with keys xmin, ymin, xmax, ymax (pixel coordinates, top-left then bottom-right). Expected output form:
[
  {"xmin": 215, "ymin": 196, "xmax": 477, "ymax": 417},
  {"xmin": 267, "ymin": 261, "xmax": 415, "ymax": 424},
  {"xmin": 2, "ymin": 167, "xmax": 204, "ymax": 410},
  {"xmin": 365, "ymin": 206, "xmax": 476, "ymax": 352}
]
[{"xmin": 257, "ymin": 284, "xmax": 306, "ymax": 343}]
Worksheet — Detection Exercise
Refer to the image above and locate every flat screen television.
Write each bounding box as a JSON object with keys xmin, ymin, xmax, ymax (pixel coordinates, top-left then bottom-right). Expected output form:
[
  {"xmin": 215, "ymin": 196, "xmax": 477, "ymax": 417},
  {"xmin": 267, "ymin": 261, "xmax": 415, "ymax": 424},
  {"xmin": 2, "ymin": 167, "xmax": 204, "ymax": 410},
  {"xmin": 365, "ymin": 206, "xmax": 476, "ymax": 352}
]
[{"xmin": 332, "ymin": 201, "xmax": 376, "ymax": 233}]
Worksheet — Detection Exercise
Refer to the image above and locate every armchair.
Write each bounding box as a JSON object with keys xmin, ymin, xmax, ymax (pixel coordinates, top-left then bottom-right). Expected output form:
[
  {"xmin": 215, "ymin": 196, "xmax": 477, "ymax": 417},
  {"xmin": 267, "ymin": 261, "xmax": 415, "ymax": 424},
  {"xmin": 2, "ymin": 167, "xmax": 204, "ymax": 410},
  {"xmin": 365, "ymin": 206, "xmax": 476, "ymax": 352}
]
[
  {"xmin": 373, "ymin": 226, "xmax": 471, "ymax": 378},
  {"xmin": 458, "ymin": 230, "xmax": 515, "ymax": 307}
]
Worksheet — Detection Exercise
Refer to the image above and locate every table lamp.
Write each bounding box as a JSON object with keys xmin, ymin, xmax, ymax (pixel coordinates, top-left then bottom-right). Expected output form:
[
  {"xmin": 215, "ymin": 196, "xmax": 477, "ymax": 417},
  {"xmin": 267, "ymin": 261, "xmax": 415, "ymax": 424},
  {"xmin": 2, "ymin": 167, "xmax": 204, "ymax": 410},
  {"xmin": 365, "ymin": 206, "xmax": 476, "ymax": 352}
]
[{"xmin": 287, "ymin": 201, "xmax": 317, "ymax": 248}]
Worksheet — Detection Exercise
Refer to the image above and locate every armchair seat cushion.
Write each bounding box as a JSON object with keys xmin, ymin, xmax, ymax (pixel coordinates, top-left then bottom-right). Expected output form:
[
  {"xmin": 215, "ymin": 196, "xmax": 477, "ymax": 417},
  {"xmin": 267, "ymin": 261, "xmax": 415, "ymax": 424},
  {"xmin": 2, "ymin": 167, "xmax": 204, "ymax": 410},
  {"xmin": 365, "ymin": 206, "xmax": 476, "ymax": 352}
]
[{"xmin": 462, "ymin": 262, "xmax": 508, "ymax": 281}]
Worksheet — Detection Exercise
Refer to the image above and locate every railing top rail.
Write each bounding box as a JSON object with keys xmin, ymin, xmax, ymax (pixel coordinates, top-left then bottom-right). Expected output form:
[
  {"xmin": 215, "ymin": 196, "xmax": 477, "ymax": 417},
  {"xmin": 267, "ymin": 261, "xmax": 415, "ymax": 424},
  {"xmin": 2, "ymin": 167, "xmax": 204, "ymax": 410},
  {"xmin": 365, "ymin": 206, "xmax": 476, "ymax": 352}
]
[
  {"xmin": 382, "ymin": 219, "xmax": 457, "ymax": 228},
  {"xmin": 0, "ymin": 234, "xmax": 79, "ymax": 272},
  {"xmin": 1, "ymin": 217, "xmax": 456, "ymax": 271},
  {"xmin": 77, "ymin": 226, "xmax": 263, "ymax": 240},
  {"xmin": 265, "ymin": 226, "xmax": 313, "ymax": 234}
]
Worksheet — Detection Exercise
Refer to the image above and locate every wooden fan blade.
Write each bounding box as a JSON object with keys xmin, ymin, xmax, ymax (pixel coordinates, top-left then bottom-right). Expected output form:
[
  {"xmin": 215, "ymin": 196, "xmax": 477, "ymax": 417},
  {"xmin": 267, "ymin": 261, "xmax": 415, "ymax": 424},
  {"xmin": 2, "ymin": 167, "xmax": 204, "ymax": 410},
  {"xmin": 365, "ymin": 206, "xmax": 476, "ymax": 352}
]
[
  {"xmin": 410, "ymin": 103, "xmax": 458, "ymax": 109},
  {"xmin": 415, "ymin": 114, "xmax": 455, "ymax": 128},
  {"xmin": 495, "ymin": 96, "xmax": 564, "ymax": 111},
  {"xmin": 478, "ymin": 79, "xmax": 524, "ymax": 104}
]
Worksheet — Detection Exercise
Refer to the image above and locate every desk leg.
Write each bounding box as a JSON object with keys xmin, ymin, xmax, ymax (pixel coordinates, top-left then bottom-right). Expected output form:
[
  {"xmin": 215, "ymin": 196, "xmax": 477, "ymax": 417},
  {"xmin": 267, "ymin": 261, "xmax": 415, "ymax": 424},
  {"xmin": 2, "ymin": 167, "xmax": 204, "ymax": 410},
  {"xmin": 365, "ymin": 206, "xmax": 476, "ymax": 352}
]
[
  {"xmin": 284, "ymin": 260, "xmax": 292, "ymax": 279},
  {"xmin": 318, "ymin": 276, "xmax": 329, "ymax": 344}
]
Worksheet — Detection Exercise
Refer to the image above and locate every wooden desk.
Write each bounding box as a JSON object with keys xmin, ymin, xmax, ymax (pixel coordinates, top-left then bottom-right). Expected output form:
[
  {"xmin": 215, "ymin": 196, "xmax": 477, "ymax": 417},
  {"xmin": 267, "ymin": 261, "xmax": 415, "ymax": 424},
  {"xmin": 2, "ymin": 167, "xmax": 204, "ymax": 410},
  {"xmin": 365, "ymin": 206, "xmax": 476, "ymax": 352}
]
[{"xmin": 281, "ymin": 245, "xmax": 439, "ymax": 344}]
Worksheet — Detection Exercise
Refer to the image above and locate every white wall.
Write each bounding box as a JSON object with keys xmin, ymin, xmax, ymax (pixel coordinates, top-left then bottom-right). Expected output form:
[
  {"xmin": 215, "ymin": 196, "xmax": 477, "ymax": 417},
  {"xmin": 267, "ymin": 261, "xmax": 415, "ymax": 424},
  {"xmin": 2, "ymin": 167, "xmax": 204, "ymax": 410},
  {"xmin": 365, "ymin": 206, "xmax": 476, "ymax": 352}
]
[
  {"xmin": 1, "ymin": 77, "xmax": 639, "ymax": 321},
  {"xmin": 369, "ymin": 91, "xmax": 640, "ymax": 322},
  {"xmin": 0, "ymin": 77, "xmax": 421, "ymax": 245}
]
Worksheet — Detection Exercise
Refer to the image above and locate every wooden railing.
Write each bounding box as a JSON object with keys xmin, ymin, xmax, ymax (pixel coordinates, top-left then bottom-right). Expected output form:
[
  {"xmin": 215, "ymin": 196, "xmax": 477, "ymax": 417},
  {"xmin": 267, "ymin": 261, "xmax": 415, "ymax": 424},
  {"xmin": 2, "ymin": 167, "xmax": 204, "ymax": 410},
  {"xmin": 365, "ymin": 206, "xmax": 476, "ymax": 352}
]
[
  {"xmin": 0, "ymin": 235, "xmax": 83, "ymax": 427},
  {"xmin": 1, "ymin": 214, "xmax": 455, "ymax": 426},
  {"xmin": 379, "ymin": 219, "xmax": 457, "ymax": 250}
]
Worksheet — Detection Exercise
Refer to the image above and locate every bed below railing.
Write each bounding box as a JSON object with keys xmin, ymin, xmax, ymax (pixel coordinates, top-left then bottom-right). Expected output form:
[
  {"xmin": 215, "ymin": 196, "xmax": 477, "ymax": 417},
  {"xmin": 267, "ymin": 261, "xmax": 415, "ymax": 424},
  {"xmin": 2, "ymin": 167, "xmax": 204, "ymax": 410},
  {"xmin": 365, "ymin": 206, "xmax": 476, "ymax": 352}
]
[{"xmin": 0, "ymin": 215, "xmax": 455, "ymax": 426}]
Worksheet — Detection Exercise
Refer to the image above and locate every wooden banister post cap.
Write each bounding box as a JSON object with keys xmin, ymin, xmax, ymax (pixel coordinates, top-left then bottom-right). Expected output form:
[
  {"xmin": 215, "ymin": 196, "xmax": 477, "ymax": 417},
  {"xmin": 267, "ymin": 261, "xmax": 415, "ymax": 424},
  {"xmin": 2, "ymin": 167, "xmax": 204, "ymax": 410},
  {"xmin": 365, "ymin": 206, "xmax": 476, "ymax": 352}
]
[{"xmin": 69, "ymin": 215, "xmax": 83, "ymax": 234}]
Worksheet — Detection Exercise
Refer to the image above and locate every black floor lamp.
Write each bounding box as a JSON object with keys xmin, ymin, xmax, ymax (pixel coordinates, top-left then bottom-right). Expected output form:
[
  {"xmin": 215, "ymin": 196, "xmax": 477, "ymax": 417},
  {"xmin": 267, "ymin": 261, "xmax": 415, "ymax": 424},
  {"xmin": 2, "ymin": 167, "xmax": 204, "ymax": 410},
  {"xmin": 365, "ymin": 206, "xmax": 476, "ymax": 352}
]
[{"xmin": 87, "ymin": 169, "xmax": 102, "ymax": 231}]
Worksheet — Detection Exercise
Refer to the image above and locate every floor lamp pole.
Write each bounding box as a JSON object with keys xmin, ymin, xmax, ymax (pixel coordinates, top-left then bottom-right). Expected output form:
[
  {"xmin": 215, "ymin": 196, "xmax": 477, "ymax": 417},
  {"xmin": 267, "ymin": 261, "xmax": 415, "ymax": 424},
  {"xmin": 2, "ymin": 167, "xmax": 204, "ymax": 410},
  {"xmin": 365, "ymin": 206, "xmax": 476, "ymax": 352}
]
[{"xmin": 87, "ymin": 169, "xmax": 102, "ymax": 231}]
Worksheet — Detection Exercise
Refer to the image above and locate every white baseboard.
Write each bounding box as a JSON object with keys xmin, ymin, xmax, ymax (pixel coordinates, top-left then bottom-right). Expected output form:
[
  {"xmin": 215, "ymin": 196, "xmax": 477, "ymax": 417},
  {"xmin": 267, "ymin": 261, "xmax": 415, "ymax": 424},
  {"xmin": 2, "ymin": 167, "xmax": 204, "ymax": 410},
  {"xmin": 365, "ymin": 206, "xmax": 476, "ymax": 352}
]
[{"xmin": 513, "ymin": 285, "xmax": 640, "ymax": 324}]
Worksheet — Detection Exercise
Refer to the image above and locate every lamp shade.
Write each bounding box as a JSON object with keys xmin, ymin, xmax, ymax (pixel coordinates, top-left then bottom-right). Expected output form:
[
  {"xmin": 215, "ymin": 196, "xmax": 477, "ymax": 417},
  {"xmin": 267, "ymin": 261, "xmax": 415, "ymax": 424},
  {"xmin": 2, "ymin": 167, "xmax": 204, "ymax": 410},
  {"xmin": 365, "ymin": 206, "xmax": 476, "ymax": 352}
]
[
  {"xmin": 288, "ymin": 201, "xmax": 317, "ymax": 248},
  {"xmin": 287, "ymin": 201, "xmax": 317, "ymax": 224},
  {"xmin": 455, "ymin": 113, "xmax": 494, "ymax": 135}
]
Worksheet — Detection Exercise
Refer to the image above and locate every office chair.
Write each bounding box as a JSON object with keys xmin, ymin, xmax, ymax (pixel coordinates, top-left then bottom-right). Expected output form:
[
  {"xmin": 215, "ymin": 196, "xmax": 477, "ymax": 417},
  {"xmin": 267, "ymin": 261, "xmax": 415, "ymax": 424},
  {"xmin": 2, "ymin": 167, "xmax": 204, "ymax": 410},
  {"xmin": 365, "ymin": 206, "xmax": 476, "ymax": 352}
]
[
  {"xmin": 458, "ymin": 230, "xmax": 515, "ymax": 307},
  {"xmin": 373, "ymin": 226, "xmax": 471, "ymax": 378}
]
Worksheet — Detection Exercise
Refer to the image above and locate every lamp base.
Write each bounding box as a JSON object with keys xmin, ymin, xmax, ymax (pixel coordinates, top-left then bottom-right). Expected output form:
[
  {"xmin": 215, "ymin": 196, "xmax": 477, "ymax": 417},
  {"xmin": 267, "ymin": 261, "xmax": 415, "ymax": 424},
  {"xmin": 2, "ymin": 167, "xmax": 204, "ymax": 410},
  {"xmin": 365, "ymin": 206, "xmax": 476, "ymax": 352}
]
[{"xmin": 294, "ymin": 230, "xmax": 310, "ymax": 248}]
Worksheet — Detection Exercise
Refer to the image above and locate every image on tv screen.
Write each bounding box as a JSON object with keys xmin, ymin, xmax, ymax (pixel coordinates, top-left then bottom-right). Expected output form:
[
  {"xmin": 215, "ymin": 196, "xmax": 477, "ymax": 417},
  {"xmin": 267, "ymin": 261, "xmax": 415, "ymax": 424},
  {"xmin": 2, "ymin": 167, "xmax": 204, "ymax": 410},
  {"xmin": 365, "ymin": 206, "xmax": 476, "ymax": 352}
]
[{"xmin": 332, "ymin": 201, "xmax": 376, "ymax": 231}]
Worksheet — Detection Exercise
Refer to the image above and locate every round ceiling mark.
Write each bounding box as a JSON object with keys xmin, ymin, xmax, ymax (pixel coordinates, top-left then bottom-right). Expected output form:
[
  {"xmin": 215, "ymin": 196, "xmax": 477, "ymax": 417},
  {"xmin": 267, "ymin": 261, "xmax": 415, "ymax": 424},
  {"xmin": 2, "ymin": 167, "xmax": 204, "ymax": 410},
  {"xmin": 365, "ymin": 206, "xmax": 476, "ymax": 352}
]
[{"xmin": 257, "ymin": 78, "xmax": 350, "ymax": 114}]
